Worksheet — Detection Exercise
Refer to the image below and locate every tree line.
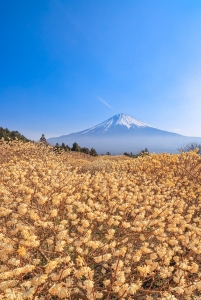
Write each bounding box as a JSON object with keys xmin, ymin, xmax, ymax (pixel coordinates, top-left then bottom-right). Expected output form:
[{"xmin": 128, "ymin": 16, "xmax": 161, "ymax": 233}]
[
  {"xmin": 124, "ymin": 148, "xmax": 149, "ymax": 158},
  {"xmin": 1, "ymin": 128, "xmax": 201, "ymax": 157},
  {"xmin": 53, "ymin": 141, "xmax": 98, "ymax": 156},
  {"xmin": 0, "ymin": 127, "xmax": 30, "ymax": 142},
  {"xmin": 39, "ymin": 134, "xmax": 98, "ymax": 156}
]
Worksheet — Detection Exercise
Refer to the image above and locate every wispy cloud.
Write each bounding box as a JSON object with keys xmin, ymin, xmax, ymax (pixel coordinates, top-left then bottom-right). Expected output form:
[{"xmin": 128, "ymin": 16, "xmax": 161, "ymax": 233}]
[{"xmin": 96, "ymin": 95, "xmax": 113, "ymax": 109}]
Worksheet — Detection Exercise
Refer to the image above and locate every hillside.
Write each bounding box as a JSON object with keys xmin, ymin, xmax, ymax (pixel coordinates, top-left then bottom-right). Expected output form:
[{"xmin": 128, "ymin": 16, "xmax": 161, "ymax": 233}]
[{"xmin": 0, "ymin": 127, "xmax": 30, "ymax": 142}]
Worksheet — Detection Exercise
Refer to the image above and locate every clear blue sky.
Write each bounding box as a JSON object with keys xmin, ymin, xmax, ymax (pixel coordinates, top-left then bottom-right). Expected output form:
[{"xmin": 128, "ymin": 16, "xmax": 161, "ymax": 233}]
[{"xmin": 1, "ymin": 0, "xmax": 201, "ymax": 140}]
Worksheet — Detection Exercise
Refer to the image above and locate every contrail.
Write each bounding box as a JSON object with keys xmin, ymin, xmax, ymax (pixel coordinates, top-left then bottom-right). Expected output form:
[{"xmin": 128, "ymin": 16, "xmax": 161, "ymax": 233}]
[{"xmin": 96, "ymin": 96, "xmax": 113, "ymax": 109}]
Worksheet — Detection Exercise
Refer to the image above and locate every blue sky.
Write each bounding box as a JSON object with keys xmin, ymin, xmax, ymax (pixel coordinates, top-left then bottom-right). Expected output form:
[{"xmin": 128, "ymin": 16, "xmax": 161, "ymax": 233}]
[{"xmin": 1, "ymin": 0, "xmax": 201, "ymax": 140}]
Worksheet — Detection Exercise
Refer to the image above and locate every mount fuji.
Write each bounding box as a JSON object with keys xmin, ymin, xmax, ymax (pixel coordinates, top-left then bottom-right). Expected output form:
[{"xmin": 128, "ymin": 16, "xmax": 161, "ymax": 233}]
[{"xmin": 47, "ymin": 113, "xmax": 201, "ymax": 154}]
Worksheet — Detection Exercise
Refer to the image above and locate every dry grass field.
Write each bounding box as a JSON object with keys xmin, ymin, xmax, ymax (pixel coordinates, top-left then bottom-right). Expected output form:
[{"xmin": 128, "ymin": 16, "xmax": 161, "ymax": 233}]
[{"xmin": 0, "ymin": 139, "xmax": 201, "ymax": 299}]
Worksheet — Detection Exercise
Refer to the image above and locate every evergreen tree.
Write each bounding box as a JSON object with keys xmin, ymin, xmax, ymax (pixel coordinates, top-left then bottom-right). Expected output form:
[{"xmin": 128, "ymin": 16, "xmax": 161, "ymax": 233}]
[
  {"xmin": 71, "ymin": 142, "xmax": 81, "ymax": 152},
  {"xmin": 90, "ymin": 148, "xmax": 98, "ymax": 156},
  {"xmin": 65, "ymin": 145, "xmax": 71, "ymax": 151},
  {"xmin": 53, "ymin": 143, "xmax": 59, "ymax": 153},
  {"xmin": 40, "ymin": 134, "xmax": 48, "ymax": 144},
  {"xmin": 81, "ymin": 147, "xmax": 90, "ymax": 155},
  {"xmin": 139, "ymin": 148, "xmax": 149, "ymax": 156},
  {"xmin": 61, "ymin": 142, "xmax": 66, "ymax": 150},
  {"xmin": 0, "ymin": 127, "xmax": 29, "ymax": 142},
  {"xmin": 106, "ymin": 152, "xmax": 111, "ymax": 156}
]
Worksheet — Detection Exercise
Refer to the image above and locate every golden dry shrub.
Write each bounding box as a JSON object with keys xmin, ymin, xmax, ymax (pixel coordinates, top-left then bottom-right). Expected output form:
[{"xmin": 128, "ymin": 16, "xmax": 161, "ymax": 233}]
[{"xmin": 0, "ymin": 139, "xmax": 201, "ymax": 299}]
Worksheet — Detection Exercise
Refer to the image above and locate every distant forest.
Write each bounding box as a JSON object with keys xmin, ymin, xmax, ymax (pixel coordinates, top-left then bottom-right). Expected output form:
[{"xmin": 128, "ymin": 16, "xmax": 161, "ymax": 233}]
[
  {"xmin": 53, "ymin": 141, "xmax": 98, "ymax": 156},
  {"xmin": 0, "ymin": 127, "xmax": 30, "ymax": 142},
  {"xmin": 0, "ymin": 129, "xmax": 98, "ymax": 157}
]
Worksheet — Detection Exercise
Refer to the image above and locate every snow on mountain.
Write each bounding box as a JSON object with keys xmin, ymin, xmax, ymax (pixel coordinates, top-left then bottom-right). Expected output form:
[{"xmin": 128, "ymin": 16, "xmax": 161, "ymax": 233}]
[
  {"xmin": 47, "ymin": 113, "xmax": 201, "ymax": 154},
  {"xmin": 114, "ymin": 114, "xmax": 150, "ymax": 128},
  {"xmin": 113, "ymin": 114, "xmax": 151, "ymax": 128},
  {"xmin": 82, "ymin": 113, "xmax": 151, "ymax": 134}
]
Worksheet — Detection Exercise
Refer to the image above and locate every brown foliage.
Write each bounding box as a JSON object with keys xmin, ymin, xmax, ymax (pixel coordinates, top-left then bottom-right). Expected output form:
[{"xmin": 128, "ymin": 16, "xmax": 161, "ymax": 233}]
[{"xmin": 0, "ymin": 139, "xmax": 201, "ymax": 299}]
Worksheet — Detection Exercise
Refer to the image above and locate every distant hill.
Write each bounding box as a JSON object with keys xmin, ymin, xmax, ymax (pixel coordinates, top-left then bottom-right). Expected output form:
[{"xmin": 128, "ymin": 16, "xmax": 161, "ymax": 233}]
[
  {"xmin": 0, "ymin": 127, "xmax": 30, "ymax": 142},
  {"xmin": 47, "ymin": 113, "xmax": 201, "ymax": 154}
]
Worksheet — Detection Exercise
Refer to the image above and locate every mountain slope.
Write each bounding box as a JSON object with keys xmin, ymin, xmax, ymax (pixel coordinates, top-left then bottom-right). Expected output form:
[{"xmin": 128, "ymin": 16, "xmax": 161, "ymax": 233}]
[
  {"xmin": 80, "ymin": 113, "xmax": 150, "ymax": 135},
  {"xmin": 47, "ymin": 113, "xmax": 201, "ymax": 154}
]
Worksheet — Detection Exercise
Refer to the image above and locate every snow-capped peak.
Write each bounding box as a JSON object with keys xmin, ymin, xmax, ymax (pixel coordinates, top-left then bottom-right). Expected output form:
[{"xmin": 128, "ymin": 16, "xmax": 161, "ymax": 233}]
[
  {"xmin": 82, "ymin": 113, "xmax": 151, "ymax": 134},
  {"xmin": 114, "ymin": 113, "xmax": 150, "ymax": 129}
]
